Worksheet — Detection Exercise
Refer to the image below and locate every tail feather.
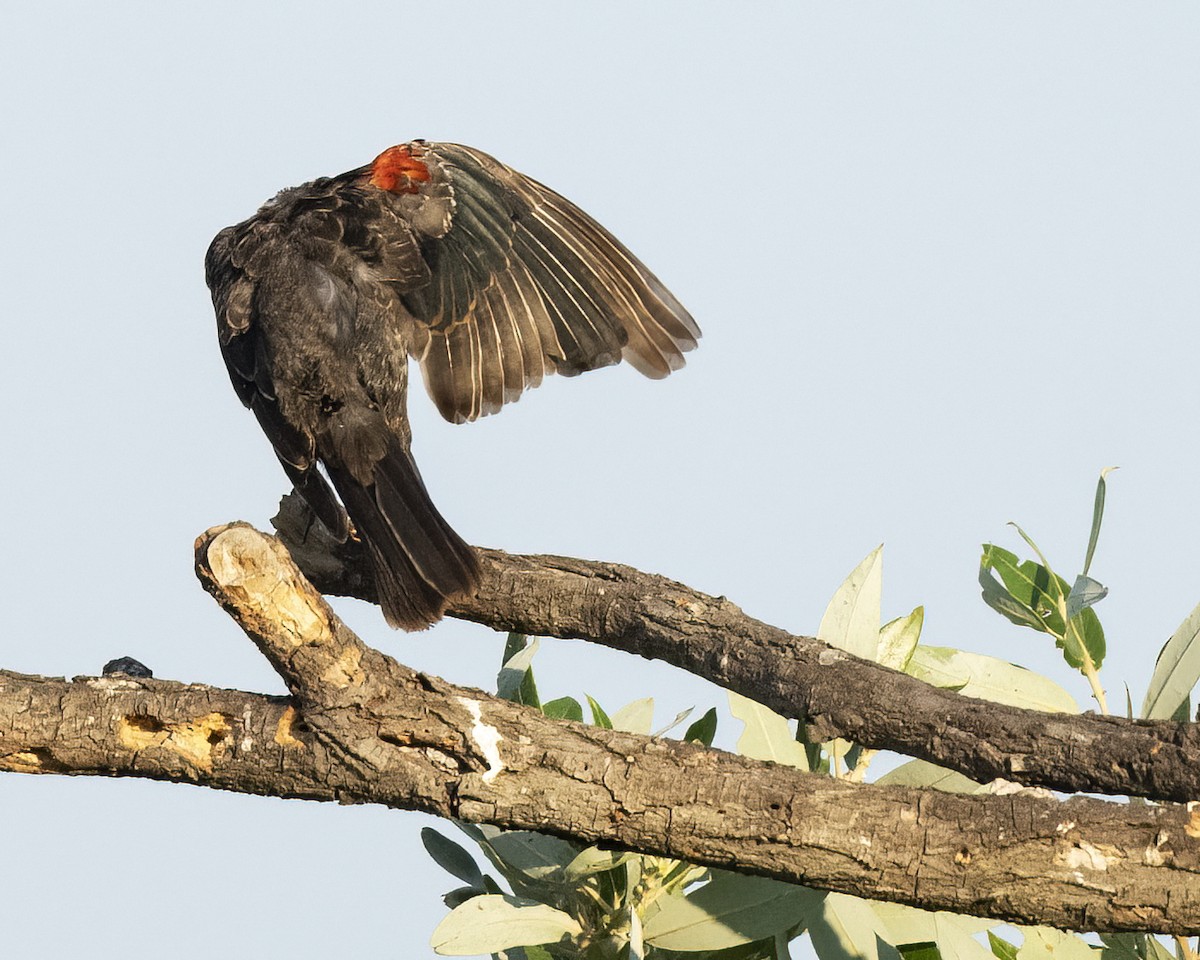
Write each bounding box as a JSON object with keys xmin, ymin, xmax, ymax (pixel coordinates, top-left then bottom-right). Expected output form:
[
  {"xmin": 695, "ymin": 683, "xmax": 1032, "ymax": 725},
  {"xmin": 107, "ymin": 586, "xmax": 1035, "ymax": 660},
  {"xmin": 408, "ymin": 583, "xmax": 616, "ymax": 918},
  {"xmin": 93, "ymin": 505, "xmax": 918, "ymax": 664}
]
[{"xmin": 325, "ymin": 440, "xmax": 480, "ymax": 630}]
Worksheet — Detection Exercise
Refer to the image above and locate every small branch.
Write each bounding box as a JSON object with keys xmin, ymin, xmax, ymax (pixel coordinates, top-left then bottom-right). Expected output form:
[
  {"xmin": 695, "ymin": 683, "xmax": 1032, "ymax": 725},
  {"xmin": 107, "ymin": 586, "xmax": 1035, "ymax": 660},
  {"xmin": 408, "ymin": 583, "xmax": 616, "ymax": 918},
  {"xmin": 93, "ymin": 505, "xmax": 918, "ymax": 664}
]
[{"xmin": 273, "ymin": 495, "xmax": 1200, "ymax": 804}]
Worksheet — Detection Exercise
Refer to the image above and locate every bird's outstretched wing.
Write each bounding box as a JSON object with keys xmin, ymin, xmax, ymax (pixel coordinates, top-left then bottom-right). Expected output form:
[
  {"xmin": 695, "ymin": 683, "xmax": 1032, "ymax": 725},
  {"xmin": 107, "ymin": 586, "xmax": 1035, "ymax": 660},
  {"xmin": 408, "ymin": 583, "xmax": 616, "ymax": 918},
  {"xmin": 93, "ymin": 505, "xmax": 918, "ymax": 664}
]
[{"xmin": 393, "ymin": 142, "xmax": 701, "ymax": 424}]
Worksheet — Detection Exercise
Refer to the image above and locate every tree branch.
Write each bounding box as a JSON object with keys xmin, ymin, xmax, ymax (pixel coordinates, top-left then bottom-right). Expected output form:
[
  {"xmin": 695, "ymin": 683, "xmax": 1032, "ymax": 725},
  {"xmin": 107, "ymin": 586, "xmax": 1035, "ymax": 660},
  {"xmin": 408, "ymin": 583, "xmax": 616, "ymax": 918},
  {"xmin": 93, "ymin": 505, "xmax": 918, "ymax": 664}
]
[
  {"xmin": 3, "ymin": 522, "xmax": 1199, "ymax": 935},
  {"xmin": 273, "ymin": 494, "xmax": 1200, "ymax": 805}
]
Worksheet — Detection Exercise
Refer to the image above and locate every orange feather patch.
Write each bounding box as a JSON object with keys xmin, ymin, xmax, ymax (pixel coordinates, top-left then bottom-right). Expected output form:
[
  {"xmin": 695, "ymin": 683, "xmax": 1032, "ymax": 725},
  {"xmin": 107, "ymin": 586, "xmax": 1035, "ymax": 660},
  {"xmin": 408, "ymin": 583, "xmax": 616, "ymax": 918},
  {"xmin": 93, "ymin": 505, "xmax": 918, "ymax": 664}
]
[{"xmin": 368, "ymin": 143, "xmax": 432, "ymax": 194}]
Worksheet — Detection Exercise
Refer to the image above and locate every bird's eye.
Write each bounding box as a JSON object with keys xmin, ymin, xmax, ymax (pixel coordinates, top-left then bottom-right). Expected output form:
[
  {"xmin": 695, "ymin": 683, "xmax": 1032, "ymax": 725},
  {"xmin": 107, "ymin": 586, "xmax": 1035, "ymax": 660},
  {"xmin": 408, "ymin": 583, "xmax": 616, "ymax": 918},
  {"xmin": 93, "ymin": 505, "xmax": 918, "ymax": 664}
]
[{"xmin": 319, "ymin": 395, "xmax": 343, "ymax": 415}]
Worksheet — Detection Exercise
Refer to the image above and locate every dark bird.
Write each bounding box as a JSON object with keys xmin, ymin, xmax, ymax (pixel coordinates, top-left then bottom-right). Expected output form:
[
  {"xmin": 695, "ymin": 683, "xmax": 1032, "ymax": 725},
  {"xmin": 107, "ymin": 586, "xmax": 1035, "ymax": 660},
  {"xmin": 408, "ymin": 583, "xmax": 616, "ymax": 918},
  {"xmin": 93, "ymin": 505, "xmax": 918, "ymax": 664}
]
[{"xmin": 206, "ymin": 141, "xmax": 700, "ymax": 630}]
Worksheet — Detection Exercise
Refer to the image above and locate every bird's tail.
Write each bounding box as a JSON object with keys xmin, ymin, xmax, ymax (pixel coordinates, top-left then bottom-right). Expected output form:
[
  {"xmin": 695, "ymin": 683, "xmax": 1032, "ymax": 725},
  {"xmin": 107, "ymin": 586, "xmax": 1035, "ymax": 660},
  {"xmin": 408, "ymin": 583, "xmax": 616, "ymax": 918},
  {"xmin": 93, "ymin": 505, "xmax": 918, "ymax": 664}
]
[{"xmin": 325, "ymin": 439, "xmax": 481, "ymax": 630}]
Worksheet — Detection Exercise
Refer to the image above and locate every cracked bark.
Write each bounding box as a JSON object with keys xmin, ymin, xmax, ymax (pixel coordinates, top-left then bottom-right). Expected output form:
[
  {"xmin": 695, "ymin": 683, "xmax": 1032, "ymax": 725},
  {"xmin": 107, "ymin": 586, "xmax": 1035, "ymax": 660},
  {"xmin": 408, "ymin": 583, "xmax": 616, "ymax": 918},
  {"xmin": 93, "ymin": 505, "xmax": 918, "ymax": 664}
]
[
  {"xmin": 2, "ymin": 521, "xmax": 1199, "ymax": 935},
  {"xmin": 272, "ymin": 493, "xmax": 1200, "ymax": 806}
]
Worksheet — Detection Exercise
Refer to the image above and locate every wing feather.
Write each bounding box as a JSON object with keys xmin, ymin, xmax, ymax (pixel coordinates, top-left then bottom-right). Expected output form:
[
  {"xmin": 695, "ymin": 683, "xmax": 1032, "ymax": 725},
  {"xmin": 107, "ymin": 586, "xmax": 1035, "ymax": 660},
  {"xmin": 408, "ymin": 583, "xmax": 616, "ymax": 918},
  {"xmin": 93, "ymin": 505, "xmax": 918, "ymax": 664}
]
[
  {"xmin": 528, "ymin": 195, "xmax": 691, "ymax": 376},
  {"xmin": 395, "ymin": 141, "xmax": 699, "ymax": 423},
  {"xmin": 492, "ymin": 265, "xmax": 548, "ymax": 390},
  {"xmin": 510, "ymin": 228, "xmax": 622, "ymax": 370},
  {"xmin": 471, "ymin": 289, "xmax": 512, "ymax": 415}
]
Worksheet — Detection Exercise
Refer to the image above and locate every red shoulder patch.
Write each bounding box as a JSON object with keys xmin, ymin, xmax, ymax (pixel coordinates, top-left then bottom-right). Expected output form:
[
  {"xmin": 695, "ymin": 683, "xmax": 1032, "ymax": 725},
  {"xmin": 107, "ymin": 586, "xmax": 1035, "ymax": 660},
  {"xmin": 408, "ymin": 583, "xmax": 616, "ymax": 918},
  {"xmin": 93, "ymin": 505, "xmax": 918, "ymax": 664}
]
[{"xmin": 368, "ymin": 143, "xmax": 432, "ymax": 195}]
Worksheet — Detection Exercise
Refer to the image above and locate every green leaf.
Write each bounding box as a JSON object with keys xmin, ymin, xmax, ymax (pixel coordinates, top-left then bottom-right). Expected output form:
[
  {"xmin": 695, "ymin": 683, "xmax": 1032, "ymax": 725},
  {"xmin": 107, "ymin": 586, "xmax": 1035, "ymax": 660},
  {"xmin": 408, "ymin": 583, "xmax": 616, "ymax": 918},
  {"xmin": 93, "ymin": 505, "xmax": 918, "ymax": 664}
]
[
  {"xmin": 465, "ymin": 830, "xmax": 581, "ymax": 902},
  {"xmin": 519, "ymin": 668, "xmax": 540, "ymax": 708},
  {"xmin": 807, "ymin": 893, "xmax": 901, "ymax": 960},
  {"xmin": 1016, "ymin": 927, "xmax": 1101, "ymax": 960},
  {"xmin": 819, "ymin": 546, "xmax": 884, "ymax": 661},
  {"xmin": 986, "ymin": 535, "xmax": 1104, "ymax": 672},
  {"xmin": 442, "ymin": 885, "xmax": 482, "ymax": 909},
  {"xmin": 795, "ymin": 719, "xmax": 826, "ymax": 773},
  {"xmin": 1146, "ymin": 938, "xmax": 1175, "ymax": 960},
  {"xmin": 875, "ymin": 759, "xmax": 982, "ymax": 794},
  {"xmin": 988, "ymin": 932, "xmax": 1019, "ymax": 960},
  {"xmin": 729, "ymin": 691, "xmax": 810, "ymax": 770},
  {"xmin": 870, "ymin": 905, "xmax": 996, "ymax": 960},
  {"xmin": 1003, "ymin": 525, "xmax": 1107, "ymax": 670},
  {"xmin": 1141, "ymin": 601, "xmax": 1200, "ymax": 720},
  {"xmin": 902, "ymin": 647, "xmax": 969, "ymax": 692},
  {"xmin": 624, "ymin": 855, "xmax": 642, "ymax": 904},
  {"xmin": 430, "ymin": 894, "xmax": 582, "ymax": 955},
  {"xmin": 979, "ymin": 545, "xmax": 1064, "ymax": 635},
  {"xmin": 422, "ymin": 827, "xmax": 485, "ymax": 887},
  {"xmin": 542, "ymin": 697, "xmax": 584, "ymax": 722},
  {"xmin": 630, "ymin": 906, "xmax": 645, "ymax": 960},
  {"xmin": 611, "ymin": 697, "xmax": 655, "ymax": 734},
  {"xmin": 684, "ymin": 707, "xmax": 719, "ymax": 746},
  {"xmin": 1099, "ymin": 933, "xmax": 1148, "ymax": 960},
  {"xmin": 654, "ymin": 706, "xmax": 695, "ymax": 738},
  {"xmin": 509, "ymin": 946, "xmax": 556, "ymax": 960},
  {"xmin": 907, "ymin": 647, "xmax": 1079, "ymax": 713},
  {"xmin": 502, "ymin": 632, "xmax": 529, "ymax": 665},
  {"xmin": 1010, "ymin": 523, "xmax": 1053, "ymax": 575},
  {"xmin": 897, "ymin": 944, "xmax": 941, "ymax": 960},
  {"xmin": 978, "ymin": 546, "xmax": 1045, "ymax": 631},
  {"xmin": 498, "ymin": 638, "xmax": 540, "ymax": 704},
  {"xmin": 1065, "ymin": 574, "xmax": 1108, "ymax": 621},
  {"xmin": 872, "ymin": 903, "xmax": 996, "ymax": 939},
  {"xmin": 641, "ymin": 870, "xmax": 823, "ymax": 950},
  {"xmin": 586, "ymin": 694, "xmax": 613, "ymax": 729},
  {"xmin": 453, "ymin": 819, "xmax": 490, "ymax": 842},
  {"xmin": 1066, "ymin": 606, "xmax": 1106, "ymax": 671},
  {"xmin": 562, "ymin": 846, "xmax": 636, "ymax": 881},
  {"xmin": 483, "ymin": 831, "xmax": 581, "ymax": 883},
  {"xmin": 877, "ymin": 607, "xmax": 924, "ymax": 672},
  {"xmin": 482, "ymin": 874, "xmax": 505, "ymax": 895},
  {"xmin": 1082, "ymin": 467, "xmax": 1117, "ymax": 577}
]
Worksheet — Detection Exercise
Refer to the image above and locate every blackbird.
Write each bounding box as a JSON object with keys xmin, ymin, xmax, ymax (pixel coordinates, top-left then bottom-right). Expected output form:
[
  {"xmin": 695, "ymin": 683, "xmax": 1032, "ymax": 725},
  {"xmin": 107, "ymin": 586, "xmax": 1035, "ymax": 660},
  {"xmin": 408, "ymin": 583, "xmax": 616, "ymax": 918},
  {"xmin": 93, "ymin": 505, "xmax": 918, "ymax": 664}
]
[{"xmin": 206, "ymin": 141, "xmax": 699, "ymax": 629}]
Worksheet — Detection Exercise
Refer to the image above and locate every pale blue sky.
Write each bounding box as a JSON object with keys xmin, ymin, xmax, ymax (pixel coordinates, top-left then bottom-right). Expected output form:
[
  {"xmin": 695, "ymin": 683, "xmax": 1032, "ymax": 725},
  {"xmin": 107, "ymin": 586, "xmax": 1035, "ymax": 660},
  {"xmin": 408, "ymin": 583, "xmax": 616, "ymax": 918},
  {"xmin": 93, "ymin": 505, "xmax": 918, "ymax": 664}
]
[{"xmin": 2, "ymin": 4, "xmax": 1198, "ymax": 957}]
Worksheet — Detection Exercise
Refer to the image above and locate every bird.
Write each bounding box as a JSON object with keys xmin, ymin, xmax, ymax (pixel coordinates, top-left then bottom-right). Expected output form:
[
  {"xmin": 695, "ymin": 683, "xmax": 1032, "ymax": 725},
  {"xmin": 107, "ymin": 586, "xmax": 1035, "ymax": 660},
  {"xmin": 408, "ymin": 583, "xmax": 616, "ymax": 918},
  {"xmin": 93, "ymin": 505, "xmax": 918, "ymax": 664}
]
[{"xmin": 205, "ymin": 141, "xmax": 700, "ymax": 630}]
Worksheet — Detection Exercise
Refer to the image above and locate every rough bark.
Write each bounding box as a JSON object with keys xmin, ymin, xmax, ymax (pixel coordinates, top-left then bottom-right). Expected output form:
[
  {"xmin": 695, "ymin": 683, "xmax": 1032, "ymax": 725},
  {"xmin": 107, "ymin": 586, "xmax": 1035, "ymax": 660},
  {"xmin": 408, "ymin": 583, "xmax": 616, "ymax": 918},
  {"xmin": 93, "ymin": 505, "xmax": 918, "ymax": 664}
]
[
  {"xmin": 273, "ymin": 494, "xmax": 1200, "ymax": 805},
  {"xmin": 3, "ymin": 522, "xmax": 1199, "ymax": 935}
]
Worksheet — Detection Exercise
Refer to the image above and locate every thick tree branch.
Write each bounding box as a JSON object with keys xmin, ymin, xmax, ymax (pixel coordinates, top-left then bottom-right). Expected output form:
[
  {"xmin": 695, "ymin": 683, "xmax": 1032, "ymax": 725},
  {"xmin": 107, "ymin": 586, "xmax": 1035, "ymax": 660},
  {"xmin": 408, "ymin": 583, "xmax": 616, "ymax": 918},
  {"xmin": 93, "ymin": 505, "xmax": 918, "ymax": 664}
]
[
  {"xmin": 273, "ymin": 495, "xmax": 1200, "ymax": 805},
  {"xmin": 5, "ymin": 522, "xmax": 1200, "ymax": 935}
]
